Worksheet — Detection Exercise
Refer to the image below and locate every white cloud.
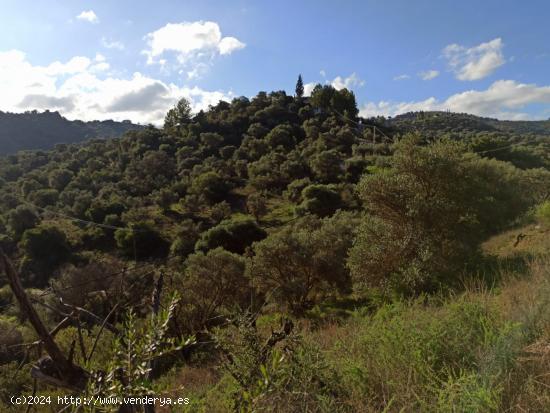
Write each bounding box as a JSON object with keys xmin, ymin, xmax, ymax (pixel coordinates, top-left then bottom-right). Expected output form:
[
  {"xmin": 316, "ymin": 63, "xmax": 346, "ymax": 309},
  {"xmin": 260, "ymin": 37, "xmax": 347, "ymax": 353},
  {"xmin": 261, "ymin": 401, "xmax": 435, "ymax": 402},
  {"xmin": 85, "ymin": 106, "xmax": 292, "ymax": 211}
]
[
  {"xmin": 303, "ymin": 82, "xmax": 316, "ymax": 97},
  {"xmin": 393, "ymin": 74, "xmax": 410, "ymax": 81},
  {"xmin": 443, "ymin": 38, "xmax": 505, "ymax": 81},
  {"xmin": 419, "ymin": 70, "xmax": 439, "ymax": 80},
  {"xmin": 302, "ymin": 73, "xmax": 365, "ymax": 97},
  {"xmin": 0, "ymin": 49, "xmax": 233, "ymax": 125},
  {"xmin": 330, "ymin": 72, "xmax": 365, "ymax": 90},
  {"xmin": 319, "ymin": 69, "xmax": 326, "ymax": 77},
  {"xmin": 185, "ymin": 62, "xmax": 210, "ymax": 80},
  {"xmin": 359, "ymin": 79, "xmax": 550, "ymax": 120},
  {"xmin": 218, "ymin": 36, "xmax": 246, "ymax": 55},
  {"xmin": 101, "ymin": 37, "xmax": 125, "ymax": 50},
  {"xmin": 44, "ymin": 56, "xmax": 91, "ymax": 75},
  {"xmin": 76, "ymin": 10, "xmax": 99, "ymax": 24},
  {"xmin": 143, "ymin": 21, "xmax": 245, "ymax": 66}
]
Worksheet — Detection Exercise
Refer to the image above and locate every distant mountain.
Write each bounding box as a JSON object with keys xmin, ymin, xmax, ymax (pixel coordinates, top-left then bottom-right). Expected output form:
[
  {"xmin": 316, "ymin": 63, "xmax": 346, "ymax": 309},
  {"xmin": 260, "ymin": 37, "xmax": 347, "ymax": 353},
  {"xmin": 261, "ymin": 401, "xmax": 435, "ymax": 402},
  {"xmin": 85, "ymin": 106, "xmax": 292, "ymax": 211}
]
[
  {"xmin": 0, "ymin": 110, "xmax": 145, "ymax": 154},
  {"xmin": 385, "ymin": 111, "xmax": 550, "ymax": 136}
]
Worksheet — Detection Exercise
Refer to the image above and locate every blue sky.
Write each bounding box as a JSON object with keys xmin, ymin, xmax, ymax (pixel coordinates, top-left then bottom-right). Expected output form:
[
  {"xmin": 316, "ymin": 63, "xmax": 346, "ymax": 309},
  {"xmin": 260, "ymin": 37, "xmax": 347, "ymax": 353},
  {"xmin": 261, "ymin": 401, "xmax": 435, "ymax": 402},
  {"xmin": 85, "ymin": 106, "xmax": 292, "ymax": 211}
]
[{"xmin": 1, "ymin": 0, "xmax": 549, "ymax": 123}]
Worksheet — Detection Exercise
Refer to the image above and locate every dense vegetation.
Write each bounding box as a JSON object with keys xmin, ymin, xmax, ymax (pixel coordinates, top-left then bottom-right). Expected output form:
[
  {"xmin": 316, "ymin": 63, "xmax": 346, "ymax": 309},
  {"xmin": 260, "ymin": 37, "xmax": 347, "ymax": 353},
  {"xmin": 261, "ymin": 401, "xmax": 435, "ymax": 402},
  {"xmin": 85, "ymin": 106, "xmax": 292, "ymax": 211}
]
[
  {"xmin": 0, "ymin": 110, "xmax": 144, "ymax": 154},
  {"xmin": 0, "ymin": 81, "xmax": 549, "ymax": 412}
]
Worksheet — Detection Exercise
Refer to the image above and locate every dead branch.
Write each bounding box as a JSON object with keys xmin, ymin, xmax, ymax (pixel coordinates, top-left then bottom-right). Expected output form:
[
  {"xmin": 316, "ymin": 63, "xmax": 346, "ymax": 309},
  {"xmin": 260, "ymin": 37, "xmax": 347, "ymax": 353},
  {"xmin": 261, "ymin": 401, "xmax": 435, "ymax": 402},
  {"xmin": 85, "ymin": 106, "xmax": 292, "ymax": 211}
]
[
  {"xmin": 1, "ymin": 248, "xmax": 88, "ymax": 390},
  {"xmin": 58, "ymin": 299, "xmax": 120, "ymax": 334}
]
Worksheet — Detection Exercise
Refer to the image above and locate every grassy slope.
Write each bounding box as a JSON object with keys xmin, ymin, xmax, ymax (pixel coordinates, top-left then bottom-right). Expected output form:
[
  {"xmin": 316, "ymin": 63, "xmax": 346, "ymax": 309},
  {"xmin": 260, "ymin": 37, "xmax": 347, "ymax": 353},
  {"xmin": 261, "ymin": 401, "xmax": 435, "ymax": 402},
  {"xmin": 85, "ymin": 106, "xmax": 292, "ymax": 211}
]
[{"xmin": 158, "ymin": 220, "xmax": 550, "ymax": 413}]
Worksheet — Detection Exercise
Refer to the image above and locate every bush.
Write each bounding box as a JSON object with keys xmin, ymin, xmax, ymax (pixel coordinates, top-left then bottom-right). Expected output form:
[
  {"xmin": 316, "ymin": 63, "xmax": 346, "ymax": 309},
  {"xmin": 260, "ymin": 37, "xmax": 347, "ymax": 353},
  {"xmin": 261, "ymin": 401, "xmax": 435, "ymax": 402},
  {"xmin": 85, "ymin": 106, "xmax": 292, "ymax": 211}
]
[
  {"xmin": 114, "ymin": 222, "xmax": 168, "ymax": 258},
  {"xmin": 296, "ymin": 184, "xmax": 342, "ymax": 217},
  {"xmin": 195, "ymin": 217, "xmax": 266, "ymax": 254},
  {"xmin": 348, "ymin": 137, "xmax": 532, "ymax": 294},
  {"xmin": 6, "ymin": 205, "xmax": 39, "ymax": 239},
  {"xmin": 310, "ymin": 150, "xmax": 343, "ymax": 183},
  {"xmin": 246, "ymin": 193, "xmax": 267, "ymax": 220},
  {"xmin": 170, "ymin": 220, "xmax": 200, "ymax": 259},
  {"xmin": 0, "ymin": 318, "xmax": 24, "ymax": 364},
  {"xmin": 48, "ymin": 168, "xmax": 74, "ymax": 190},
  {"xmin": 326, "ymin": 297, "xmax": 520, "ymax": 411},
  {"xmin": 248, "ymin": 212, "xmax": 357, "ymax": 314},
  {"xmin": 28, "ymin": 188, "xmax": 59, "ymax": 207},
  {"xmin": 175, "ymin": 248, "xmax": 249, "ymax": 332},
  {"xmin": 188, "ymin": 171, "xmax": 230, "ymax": 204},
  {"xmin": 19, "ymin": 226, "xmax": 71, "ymax": 286},
  {"xmin": 535, "ymin": 201, "xmax": 550, "ymax": 225}
]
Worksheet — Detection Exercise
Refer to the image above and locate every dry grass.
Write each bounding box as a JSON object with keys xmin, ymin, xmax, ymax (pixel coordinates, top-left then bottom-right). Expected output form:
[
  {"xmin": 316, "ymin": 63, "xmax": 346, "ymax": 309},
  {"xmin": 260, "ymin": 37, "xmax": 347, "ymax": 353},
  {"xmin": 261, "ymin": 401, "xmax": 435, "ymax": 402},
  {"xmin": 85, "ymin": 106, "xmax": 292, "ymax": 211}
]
[{"xmin": 482, "ymin": 223, "xmax": 550, "ymax": 258}]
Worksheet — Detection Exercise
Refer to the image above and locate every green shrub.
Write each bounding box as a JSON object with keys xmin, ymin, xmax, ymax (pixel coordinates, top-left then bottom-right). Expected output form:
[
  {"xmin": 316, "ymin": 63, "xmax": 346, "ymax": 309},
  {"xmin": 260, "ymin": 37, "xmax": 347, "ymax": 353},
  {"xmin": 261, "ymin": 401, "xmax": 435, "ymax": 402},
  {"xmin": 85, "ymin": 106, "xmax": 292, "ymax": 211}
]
[
  {"xmin": 535, "ymin": 201, "xmax": 550, "ymax": 225},
  {"xmin": 114, "ymin": 221, "xmax": 168, "ymax": 258},
  {"xmin": 296, "ymin": 184, "xmax": 342, "ymax": 217},
  {"xmin": 195, "ymin": 217, "xmax": 266, "ymax": 254},
  {"xmin": 249, "ymin": 212, "xmax": 357, "ymax": 314},
  {"xmin": 175, "ymin": 248, "xmax": 249, "ymax": 332},
  {"xmin": 19, "ymin": 226, "xmax": 71, "ymax": 286},
  {"xmin": 326, "ymin": 296, "xmax": 524, "ymax": 411},
  {"xmin": 349, "ymin": 137, "xmax": 532, "ymax": 294}
]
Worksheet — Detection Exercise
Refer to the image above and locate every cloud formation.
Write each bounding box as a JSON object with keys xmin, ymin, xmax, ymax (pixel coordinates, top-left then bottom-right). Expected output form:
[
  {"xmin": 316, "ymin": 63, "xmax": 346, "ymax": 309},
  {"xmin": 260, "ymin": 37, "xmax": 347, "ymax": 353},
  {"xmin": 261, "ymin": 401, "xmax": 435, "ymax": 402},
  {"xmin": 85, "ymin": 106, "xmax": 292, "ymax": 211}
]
[
  {"xmin": 0, "ymin": 49, "xmax": 233, "ymax": 125},
  {"xmin": 143, "ymin": 21, "xmax": 245, "ymax": 66},
  {"xmin": 101, "ymin": 37, "xmax": 125, "ymax": 50},
  {"xmin": 330, "ymin": 73, "xmax": 365, "ymax": 90},
  {"xmin": 303, "ymin": 73, "xmax": 365, "ymax": 97},
  {"xmin": 76, "ymin": 10, "xmax": 99, "ymax": 24},
  {"xmin": 359, "ymin": 80, "xmax": 550, "ymax": 120},
  {"xmin": 419, "ymin": 70, "xmax": 439, "ymax": 80},
  {"xmin": 443, "ymin": 38, "xmax": 505, "ymax": 81}
]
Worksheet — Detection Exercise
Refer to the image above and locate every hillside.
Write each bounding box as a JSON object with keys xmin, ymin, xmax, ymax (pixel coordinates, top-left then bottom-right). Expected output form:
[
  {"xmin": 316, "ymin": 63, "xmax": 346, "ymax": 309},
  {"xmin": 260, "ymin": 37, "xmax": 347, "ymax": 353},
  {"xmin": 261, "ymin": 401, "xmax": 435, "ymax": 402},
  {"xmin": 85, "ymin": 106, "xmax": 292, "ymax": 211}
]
[
  {"xmin": 0, "ymin": 110, "xmax": 145, "ymax": 154},
  {"xmin": 0, "ymin": 86, "xmax": 550, "ymax": 412},
  {"xmin": 386, "ymin": 111, "xmax": 550, "ymax": 135}
]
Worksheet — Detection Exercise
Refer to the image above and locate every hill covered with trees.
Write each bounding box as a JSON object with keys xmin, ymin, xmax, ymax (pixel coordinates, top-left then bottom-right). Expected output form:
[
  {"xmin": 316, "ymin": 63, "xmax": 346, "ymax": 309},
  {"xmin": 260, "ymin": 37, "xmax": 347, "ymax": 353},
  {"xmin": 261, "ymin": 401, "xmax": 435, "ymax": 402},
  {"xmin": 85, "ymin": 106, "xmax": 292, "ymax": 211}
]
[
  {"xmin": 0, "ymin": 110, "xmax": 144, "ymax": 154},
  {"xmin": 0, "ymin": 80, "xmax": 550, "ymax": 412}
]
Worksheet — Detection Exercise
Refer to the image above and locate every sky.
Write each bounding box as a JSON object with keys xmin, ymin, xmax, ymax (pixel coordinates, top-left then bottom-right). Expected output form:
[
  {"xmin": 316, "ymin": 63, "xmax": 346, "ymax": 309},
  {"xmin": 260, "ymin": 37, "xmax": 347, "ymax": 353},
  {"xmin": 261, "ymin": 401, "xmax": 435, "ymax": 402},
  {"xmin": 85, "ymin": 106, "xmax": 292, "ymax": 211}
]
[{"xmin": 1, "ymin": 0, "xmax": 550, "ymax": 124}]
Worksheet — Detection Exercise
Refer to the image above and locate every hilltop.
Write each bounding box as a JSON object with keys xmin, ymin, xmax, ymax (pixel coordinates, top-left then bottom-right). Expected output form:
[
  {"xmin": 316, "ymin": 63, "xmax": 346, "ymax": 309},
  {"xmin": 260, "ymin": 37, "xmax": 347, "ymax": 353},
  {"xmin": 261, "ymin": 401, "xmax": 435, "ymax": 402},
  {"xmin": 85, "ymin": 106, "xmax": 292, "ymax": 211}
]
[
  {"xmin": 0, "ymin": 110, "xmax": 145, "ymax": 154},
  {"xmin": 385, "ymin": 110, "xmax": 550, "ymax": 136}
]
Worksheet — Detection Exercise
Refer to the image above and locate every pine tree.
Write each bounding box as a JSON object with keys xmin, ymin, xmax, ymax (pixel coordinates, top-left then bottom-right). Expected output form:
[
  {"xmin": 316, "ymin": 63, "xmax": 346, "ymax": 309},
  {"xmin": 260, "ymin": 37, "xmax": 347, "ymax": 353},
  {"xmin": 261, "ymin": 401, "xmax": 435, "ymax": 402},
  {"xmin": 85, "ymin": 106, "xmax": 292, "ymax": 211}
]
[
  {"xmin": 295, "ymin": 74, "xmax": 304, "ymax": 98},
  {"xmin": 164, "ymin": 97, "xmax": 192, "ymax": 129}
]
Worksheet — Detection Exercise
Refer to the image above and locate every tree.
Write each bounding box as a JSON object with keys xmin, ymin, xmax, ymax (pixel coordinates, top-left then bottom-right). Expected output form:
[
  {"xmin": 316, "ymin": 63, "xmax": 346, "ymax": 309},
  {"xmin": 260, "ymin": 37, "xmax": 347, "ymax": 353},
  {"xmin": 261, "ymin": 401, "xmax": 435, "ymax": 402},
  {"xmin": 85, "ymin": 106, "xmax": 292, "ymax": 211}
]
[
  {"xmin": 309, "ymin": 85, "xmax": 358, "ymax": 118},
  {"xmin": 210, "ymin": 201, "xmax": 232, "ymax": 223},
  {"xmin": 296, "ymin": 184, "xmax": 342, "ymax": 217},
  {"xmin": 195, "ymin": 217, "xmax": 267, "ymax": 254},
  {"xmin": 7, "ymin": 205, "xmax": 39, "ymax": 239},
  {"xmin": 154, "ymin": 187, "xmax": 179, "ymax": 213},
  {"xmin": 19, "ymin": 226, "xmax": 71, "ymax": 286},
  {"xmin": 248, "ymin": 212, "xmax": 357, "ymax": 314},
  {"xmin": 295, "ymin": 74, "xmax": 304, "ymax": 98},
  {"xmin": 164, "ymin": 97, "xmax": 192, "ymax": 129},
  {"xmin": 170, "ymin": 219, "xmax": 200, "ymax": 259},
  {"xmin": 246, "ymin": 193, "xmax": 268, "ymax": 221},
  {"xmin": 28, "ymin": 188, "xmax": 59, "ymax": 207},
  {"xmin": 309, "ymin": 84, "xmax": 332, "ymax": 111},
  {"xmin": 176, "ymin": 248, "xmax": 249, "ymax": 332},
  {"xmin": 48, "ymin": 169, "xmax": 74, "ymax": 191},
  {"xmin": 188, "ymin": 171, "xmax": 230, "ymax": 204},
  {"xmin": 348, "ymin": 136, "xmax": 532, "ymax": 295},
  {"xmin": 114, "ymin": 222, "xmax": 168, "ymax": 259},
  {"xmin": 310, "ymin": 149, "xmax": 343, "ymax": 183},
  {"xmin": 265, "ymin": 124, "xmax": 296, "ymax": 150}
]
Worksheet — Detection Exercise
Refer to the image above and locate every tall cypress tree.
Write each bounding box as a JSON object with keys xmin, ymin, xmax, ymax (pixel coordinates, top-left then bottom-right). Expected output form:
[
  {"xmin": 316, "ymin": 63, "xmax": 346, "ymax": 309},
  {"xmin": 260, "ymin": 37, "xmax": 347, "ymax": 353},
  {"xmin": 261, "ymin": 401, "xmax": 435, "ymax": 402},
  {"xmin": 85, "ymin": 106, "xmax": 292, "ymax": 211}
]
[{"xmin": 295, "ymin": 74, "xmax": 304, "ymax": 98}]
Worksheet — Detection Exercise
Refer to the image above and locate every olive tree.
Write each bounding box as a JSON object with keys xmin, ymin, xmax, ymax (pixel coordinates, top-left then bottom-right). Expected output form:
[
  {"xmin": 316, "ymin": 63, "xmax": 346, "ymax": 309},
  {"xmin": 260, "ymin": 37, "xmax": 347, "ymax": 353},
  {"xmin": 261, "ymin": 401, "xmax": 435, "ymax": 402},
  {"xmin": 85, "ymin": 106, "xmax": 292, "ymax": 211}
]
[
  {"xmin": 248, "ymin": 212, "xmax": 357, "ymax": 314},
  {"xmin": 348, "ymin": 136, "xmax": 532, "ymax": 295}
]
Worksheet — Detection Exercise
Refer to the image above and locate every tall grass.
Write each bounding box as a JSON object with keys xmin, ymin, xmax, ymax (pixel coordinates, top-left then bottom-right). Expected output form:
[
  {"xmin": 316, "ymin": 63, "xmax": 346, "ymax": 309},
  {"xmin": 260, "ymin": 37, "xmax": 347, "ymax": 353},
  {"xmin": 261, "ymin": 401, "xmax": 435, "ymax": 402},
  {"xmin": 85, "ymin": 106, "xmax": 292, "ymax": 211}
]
[
  {"xmin": 152, "ymin": 256, "xmax": 550, "ymax": 412},
  {"xmin": 311, "ymin": 256, "xmax": 550, "ymax": 412}
]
